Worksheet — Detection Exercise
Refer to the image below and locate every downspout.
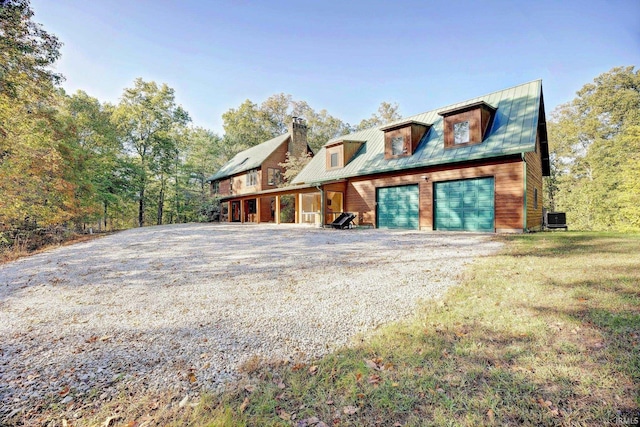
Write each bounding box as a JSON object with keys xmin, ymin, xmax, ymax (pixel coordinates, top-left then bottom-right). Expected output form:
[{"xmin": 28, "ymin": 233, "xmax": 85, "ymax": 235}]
[
  {"xmin": 522, "ymin": 153, "xmax": 528, "ymax": 232},
  {"xmin": 316, "ymin": 184, "xmax": 325, "ymax": 228}
]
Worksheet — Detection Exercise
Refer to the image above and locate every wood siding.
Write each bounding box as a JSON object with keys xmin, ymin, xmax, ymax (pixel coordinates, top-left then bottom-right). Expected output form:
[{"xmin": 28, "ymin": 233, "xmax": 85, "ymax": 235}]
[
  {"xmin": 344, "ymin": 157, "xmax": 525, "ymax": 232},
  {"xmin": 525, "ymin": 132, "xmax": 544, "ymax": 230},
  {"xmin": 261, "ymin": 140, "xmax": 289, "ymax": 190}
]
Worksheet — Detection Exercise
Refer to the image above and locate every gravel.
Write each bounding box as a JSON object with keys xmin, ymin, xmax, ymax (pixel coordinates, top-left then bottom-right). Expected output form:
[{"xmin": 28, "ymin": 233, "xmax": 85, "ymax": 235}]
[{"xmin": 0, "ymin": 223, "xmax": 501, "ymax": 423}]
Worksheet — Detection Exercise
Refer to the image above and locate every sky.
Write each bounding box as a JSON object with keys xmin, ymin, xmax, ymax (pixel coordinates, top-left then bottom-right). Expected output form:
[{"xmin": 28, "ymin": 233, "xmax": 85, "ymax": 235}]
[{"xmin": 30, "ymin": 0, "xmax": 640, "ymax": 134}]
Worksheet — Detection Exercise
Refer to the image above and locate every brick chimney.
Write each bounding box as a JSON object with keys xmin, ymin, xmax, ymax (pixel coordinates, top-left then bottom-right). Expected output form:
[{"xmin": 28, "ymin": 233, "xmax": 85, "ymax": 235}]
[{"xmin": 288, "ymin": 117, "xmax": 308, "ymax": 158}]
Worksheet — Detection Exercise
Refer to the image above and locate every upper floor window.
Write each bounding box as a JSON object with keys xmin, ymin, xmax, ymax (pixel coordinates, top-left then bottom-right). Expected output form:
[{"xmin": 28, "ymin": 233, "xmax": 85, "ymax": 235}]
[
  {"xmin": 453, "ymin": 121, "xmax": 470, "ymax": 144},
  {"xmin": 212, "ymin": 181, "xmax": 220, "ymax": 194},
  {"xmin": 247, "ymin": 170, "xmax": 258, "ymax": 186},
  {"xmin": 330, "ymin": 152, "xmax": 339, "ymax": 168},
  {"xmin": 267, "ymin": 168, "xmax": 281, "ymax": 185},
  {"xmin": 229, "ymin": 178, "xmax": 233, "ymax": 193},
  {"xmin": 391, "ymin": 136, "xmax": 405, "ymax": 155}
]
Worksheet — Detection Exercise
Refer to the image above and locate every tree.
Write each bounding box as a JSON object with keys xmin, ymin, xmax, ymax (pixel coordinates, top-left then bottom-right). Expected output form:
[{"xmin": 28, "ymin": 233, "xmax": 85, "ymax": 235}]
[
  {"xmin": 356, "ymin": 101, "xmax": 402, "ymax": 130},
  {"xmin": 112, "ymin": 78, "xmax": 190, "ymax": 227},
  {"xmin": 546, "ymin": 66, "xmax": 640, "ymax": 231},
  {"xmin": 221, "ymin": 99, "xmax": 275, "ymax": 153},
  {"xmin": 0, "ymin": 0, "xmax": 72, "ymax": 228},
  {"xmin": 278, "ymin": 151, "xmax": 312, "ymax": 186}
]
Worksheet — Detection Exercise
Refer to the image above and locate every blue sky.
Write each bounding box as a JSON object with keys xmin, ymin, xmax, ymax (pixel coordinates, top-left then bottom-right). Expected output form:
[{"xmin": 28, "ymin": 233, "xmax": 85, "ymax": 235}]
[{"xmin": 31, "ymin": 0, "xmax": 639, "ymax": 134}]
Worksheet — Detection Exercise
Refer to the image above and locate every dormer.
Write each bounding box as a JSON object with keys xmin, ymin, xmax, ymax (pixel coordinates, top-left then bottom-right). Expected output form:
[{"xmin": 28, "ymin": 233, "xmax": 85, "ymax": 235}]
[
  {"xmin": 325, "ymin": 140, "xmax": 365, "ymax": 170},
  {"xmin": 380, "ymin": 120, "xmax": 431, "ymax": 160},
  {"xmin": 438, "ymin": 101, "xmax": 497, "ymax": 149}
]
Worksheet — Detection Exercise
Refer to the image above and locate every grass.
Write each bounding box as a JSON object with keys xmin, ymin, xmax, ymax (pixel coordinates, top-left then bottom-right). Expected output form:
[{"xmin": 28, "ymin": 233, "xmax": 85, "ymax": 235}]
[{"xmin": 54, "ymin": 232, "xmax": 640, "ymax": 425}]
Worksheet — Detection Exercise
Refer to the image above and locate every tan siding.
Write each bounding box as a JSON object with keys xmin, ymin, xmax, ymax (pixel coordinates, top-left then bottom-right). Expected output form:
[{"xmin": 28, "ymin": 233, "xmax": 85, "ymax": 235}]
[
  {"xmin": 345, "ymin": 158, "xmax": 525, "ymax": 231},
  {"xmin": 525, "ymin": 133, "xmax": 544, "ymax": 230}
]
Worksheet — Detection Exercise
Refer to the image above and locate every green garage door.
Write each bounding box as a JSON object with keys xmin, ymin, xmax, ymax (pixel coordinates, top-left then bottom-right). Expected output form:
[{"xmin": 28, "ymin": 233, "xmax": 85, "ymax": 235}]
[
  {"xmin": 377, "ymin": 185, "xmax": 419, "ymax": 229},
  {"xmin": 434, "ymin": 178, "xmax": 494, "ymax": 231}
]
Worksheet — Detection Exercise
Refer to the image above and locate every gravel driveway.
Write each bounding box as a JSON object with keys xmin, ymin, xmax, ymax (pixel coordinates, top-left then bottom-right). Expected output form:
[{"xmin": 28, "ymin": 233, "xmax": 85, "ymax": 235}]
[{"xmin": 0, "ymin": 223, "xmax": 500, "ymax": 422}]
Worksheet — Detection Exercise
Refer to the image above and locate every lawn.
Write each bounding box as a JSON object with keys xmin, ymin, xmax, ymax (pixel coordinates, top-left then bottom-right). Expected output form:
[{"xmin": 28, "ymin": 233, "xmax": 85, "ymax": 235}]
[{"xmin": 91, "ymin": 232, "xmax": 640, "ymax": 426}]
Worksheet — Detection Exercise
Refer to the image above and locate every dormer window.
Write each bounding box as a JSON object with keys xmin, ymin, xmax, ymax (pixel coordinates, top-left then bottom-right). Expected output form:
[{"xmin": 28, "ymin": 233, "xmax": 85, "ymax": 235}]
[
  {"xmin": 380, "ymin": 120, "xmax": 431, "ymax": 160},
  {"xmin": 330, "ymin": 152, "xmax": 339, "ymax": 168},
  {"xmin": 453, "ymin": 121, "xmax": 470, "ymax": 144},
  {"xmin": 439, "ymin": 101, "xmax": 496, "ymax": 149},
  {"xmin": 325, "ymin": 139, "xmax": 365, "ymax": 170},
  {"xmin": 391, "ymin": 136, "xmax": 405, "ymax": 155}
]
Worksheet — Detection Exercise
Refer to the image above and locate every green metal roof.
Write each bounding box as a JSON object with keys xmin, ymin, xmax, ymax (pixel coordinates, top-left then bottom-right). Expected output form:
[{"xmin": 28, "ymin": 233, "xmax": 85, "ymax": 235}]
[
  {"xmin": 207, "ymin": 133, "xmax": 290, "ymax": 181},
  {"xmin": 292, "ymin": 80, "xmax": 543, "ymax": 185}
]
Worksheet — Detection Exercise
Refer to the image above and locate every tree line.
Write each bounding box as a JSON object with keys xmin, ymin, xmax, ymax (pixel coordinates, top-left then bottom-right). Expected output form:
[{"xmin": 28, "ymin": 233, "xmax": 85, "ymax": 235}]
[
  {"xmin": 1, "ymin": 0, "xmax": 638, "ymax": 245},
  {"xmin": 545, "ymin": 66, "xmax": 640, "ymax": 231},
  {"xmin": 0, "ymin": 0, "xmax": 401, "ymax": 237}
]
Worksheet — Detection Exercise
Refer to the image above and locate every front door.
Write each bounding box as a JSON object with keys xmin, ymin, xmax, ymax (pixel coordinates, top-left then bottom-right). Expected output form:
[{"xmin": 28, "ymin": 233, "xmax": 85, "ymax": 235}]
[{"xmin": 231, "ymin": 201, "xmax": 241, "ymax": 222}]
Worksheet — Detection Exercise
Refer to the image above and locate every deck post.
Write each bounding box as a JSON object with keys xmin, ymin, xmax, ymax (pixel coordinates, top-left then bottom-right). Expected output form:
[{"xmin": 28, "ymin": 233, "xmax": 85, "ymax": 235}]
[{"xmin": 275, "ymin": 196, "xmax": 281, "ymax": 224}]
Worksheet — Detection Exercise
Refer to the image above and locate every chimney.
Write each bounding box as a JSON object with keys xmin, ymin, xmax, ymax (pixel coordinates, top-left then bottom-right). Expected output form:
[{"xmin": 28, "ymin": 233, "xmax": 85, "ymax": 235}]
[{"xmin": 288, "ymin": 117, "xmax": 308, "ymax": 158}]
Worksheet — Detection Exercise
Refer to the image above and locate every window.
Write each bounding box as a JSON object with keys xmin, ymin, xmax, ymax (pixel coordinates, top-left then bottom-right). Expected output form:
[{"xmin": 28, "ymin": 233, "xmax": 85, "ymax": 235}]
[
  {"xmin": 229, "ymin": 178, "xmax": 233, "ymax": 193},
  {"xmin": 453, "ymin": 121, "xmax": 470, "ymax": 144},
  {"xmin": 211, "ymin": 181, "xmax": 219, "ymax": 194},
  {"xmin": 267, "ymin": 168, "xmax": 281, "ymax": 185},
  {"xmin": 330, "ymin": 152, "xmax": 339, "ymax": 168},
  {"xmin": 391, "ymin": 136, "xmax": 405, "ymax": 155},
  {"xmin": 247, "ymin": 170, "xmax": 258, "ymax": 186},
  {"xmin": 534, "ymin": 188, "xmax": 538, "ymax": 209},
  {"xmin": 247, "ymin": 199, "xmax": 256, "ymax": 214}
]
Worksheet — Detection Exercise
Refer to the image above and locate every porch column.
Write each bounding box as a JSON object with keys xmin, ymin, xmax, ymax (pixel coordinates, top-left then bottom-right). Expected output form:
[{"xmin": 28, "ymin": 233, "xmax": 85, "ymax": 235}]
[
  {"xmin": 295, "ymin": 194, "xmax": 300, "ymax": 223},
  {"xmin": 275, "ymin": 196, "xmax": 281, "ymax": 224},
  {"xmin": 240, "ymin": 199, "xmax": 245, "ymax": 223},
  {"xmin": 256, "ymin": 198, "xmax": 261, "ymax": 224}
]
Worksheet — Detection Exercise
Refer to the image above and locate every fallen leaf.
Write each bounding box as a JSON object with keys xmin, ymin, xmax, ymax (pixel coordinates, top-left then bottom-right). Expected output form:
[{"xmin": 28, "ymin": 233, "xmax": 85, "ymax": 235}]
[
  {"xmin": 178, "ymin": 395, "xmax": 189, "ymax": 408},
  {"xmin": 239, "ymin": 397, "xmax": 249, "ymax": 413},
  {"xmin": 355, "ymin": 372, "xmax": 362, "ymax": 382},
  {"xmin": 127, "ymin": 421, "xmax": 138, "ymax": 427},
  {"xmin": 277, "ymin": 408, "xmax": 291, "ymax": 420},
  {"xmin": 238, "ymin": 397, "xmax": 249, "ymax": 413},
  {"xmin": 86, "ymin": 336, "xmax": 98, "ymax": 343},
  {"xmin": 102, "ymin": 416, "xmax": 119, "ymax": 427},
  {"xmin": 393, "ymin": 423, "xmax": 403, "ymax": 427},
  {"xmin": 364, "ymin": 359, "xmax": 378, "ymax": 370},
  {"xmin": 343, "ymin": 405, "xmax": 359, "ymax": 415},
  {"xmin": 309, "ymin": 365, "xmax": 318, "ymax": 375},
  {"xmin": 188, "ymin": 373, "xmax": 197, "ymax": 383},
  {"xmin": 244, "ymin": 384, "xmax": 256, "ymax": 393},
  {"xmin": 292, "ymin": 363, "xmax": 305, "ymax": 372},
  {"xmin": 368, "ymin": 374, "xmax": 381, "ymax": 386},
  {"xmin": 59, "ymin": 385, "xmax": 70, "ymax": 396},
  {"xmin": 277, "ymin": 381, "xmax": 286, "ymax": 389},
  {"xmin": 99, "ymin": 335, "xmax": 113, "ymax": 342},
  {"xmin": 487, "ymin": 409, "xmax": 495, "ymax": 421},
  {"xmin": 325, "ymin": 400, "xmax": 334, "ymax": 405}
]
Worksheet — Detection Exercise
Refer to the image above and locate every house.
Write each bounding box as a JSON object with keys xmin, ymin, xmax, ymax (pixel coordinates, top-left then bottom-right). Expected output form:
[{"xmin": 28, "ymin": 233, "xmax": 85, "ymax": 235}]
[
  {"xmin": 207, "ymin": 117, "xmax": 313, "ymax": 223},
  {"xmin": 211, "ymin": 80, "xmax": 550, "ymax": 232}
]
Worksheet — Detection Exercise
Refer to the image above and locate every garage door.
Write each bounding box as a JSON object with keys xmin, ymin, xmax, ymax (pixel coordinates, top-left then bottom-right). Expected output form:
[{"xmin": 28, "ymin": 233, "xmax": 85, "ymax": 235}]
[
  {"xmin": 434, "ymin": 177, "xmax": 494, "ymax": 231},
  {"xmin": 377, "ymin": 185, "xmax": 419, "ymax": 229}
]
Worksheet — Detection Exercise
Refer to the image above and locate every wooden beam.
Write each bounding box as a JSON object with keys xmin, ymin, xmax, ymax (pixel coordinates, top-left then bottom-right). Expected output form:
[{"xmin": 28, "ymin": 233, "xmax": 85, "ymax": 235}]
[{"xmin": 275, "ymin": 196, "xmax": 281, "ymax": 224}]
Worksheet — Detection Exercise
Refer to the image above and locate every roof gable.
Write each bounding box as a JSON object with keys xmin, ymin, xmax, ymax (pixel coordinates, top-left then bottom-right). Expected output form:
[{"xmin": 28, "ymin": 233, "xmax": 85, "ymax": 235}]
[
  {"xmin": 292, "ymin": 80, "xmax": 543, "ymax": 185},
  {"xmin": 207, "ymin": 133, "xmax": 290, "ymax": 181}
]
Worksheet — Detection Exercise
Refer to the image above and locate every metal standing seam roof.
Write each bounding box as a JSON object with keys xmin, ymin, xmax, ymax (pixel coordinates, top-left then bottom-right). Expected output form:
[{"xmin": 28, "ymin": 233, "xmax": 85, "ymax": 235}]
[
  {"xmin": 292, "ymin": 80, "xmax": 542, "ymax": 185},
  {"xmin": 206, "ymin": 133, "xmax": 291, "ymax": 182}
]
